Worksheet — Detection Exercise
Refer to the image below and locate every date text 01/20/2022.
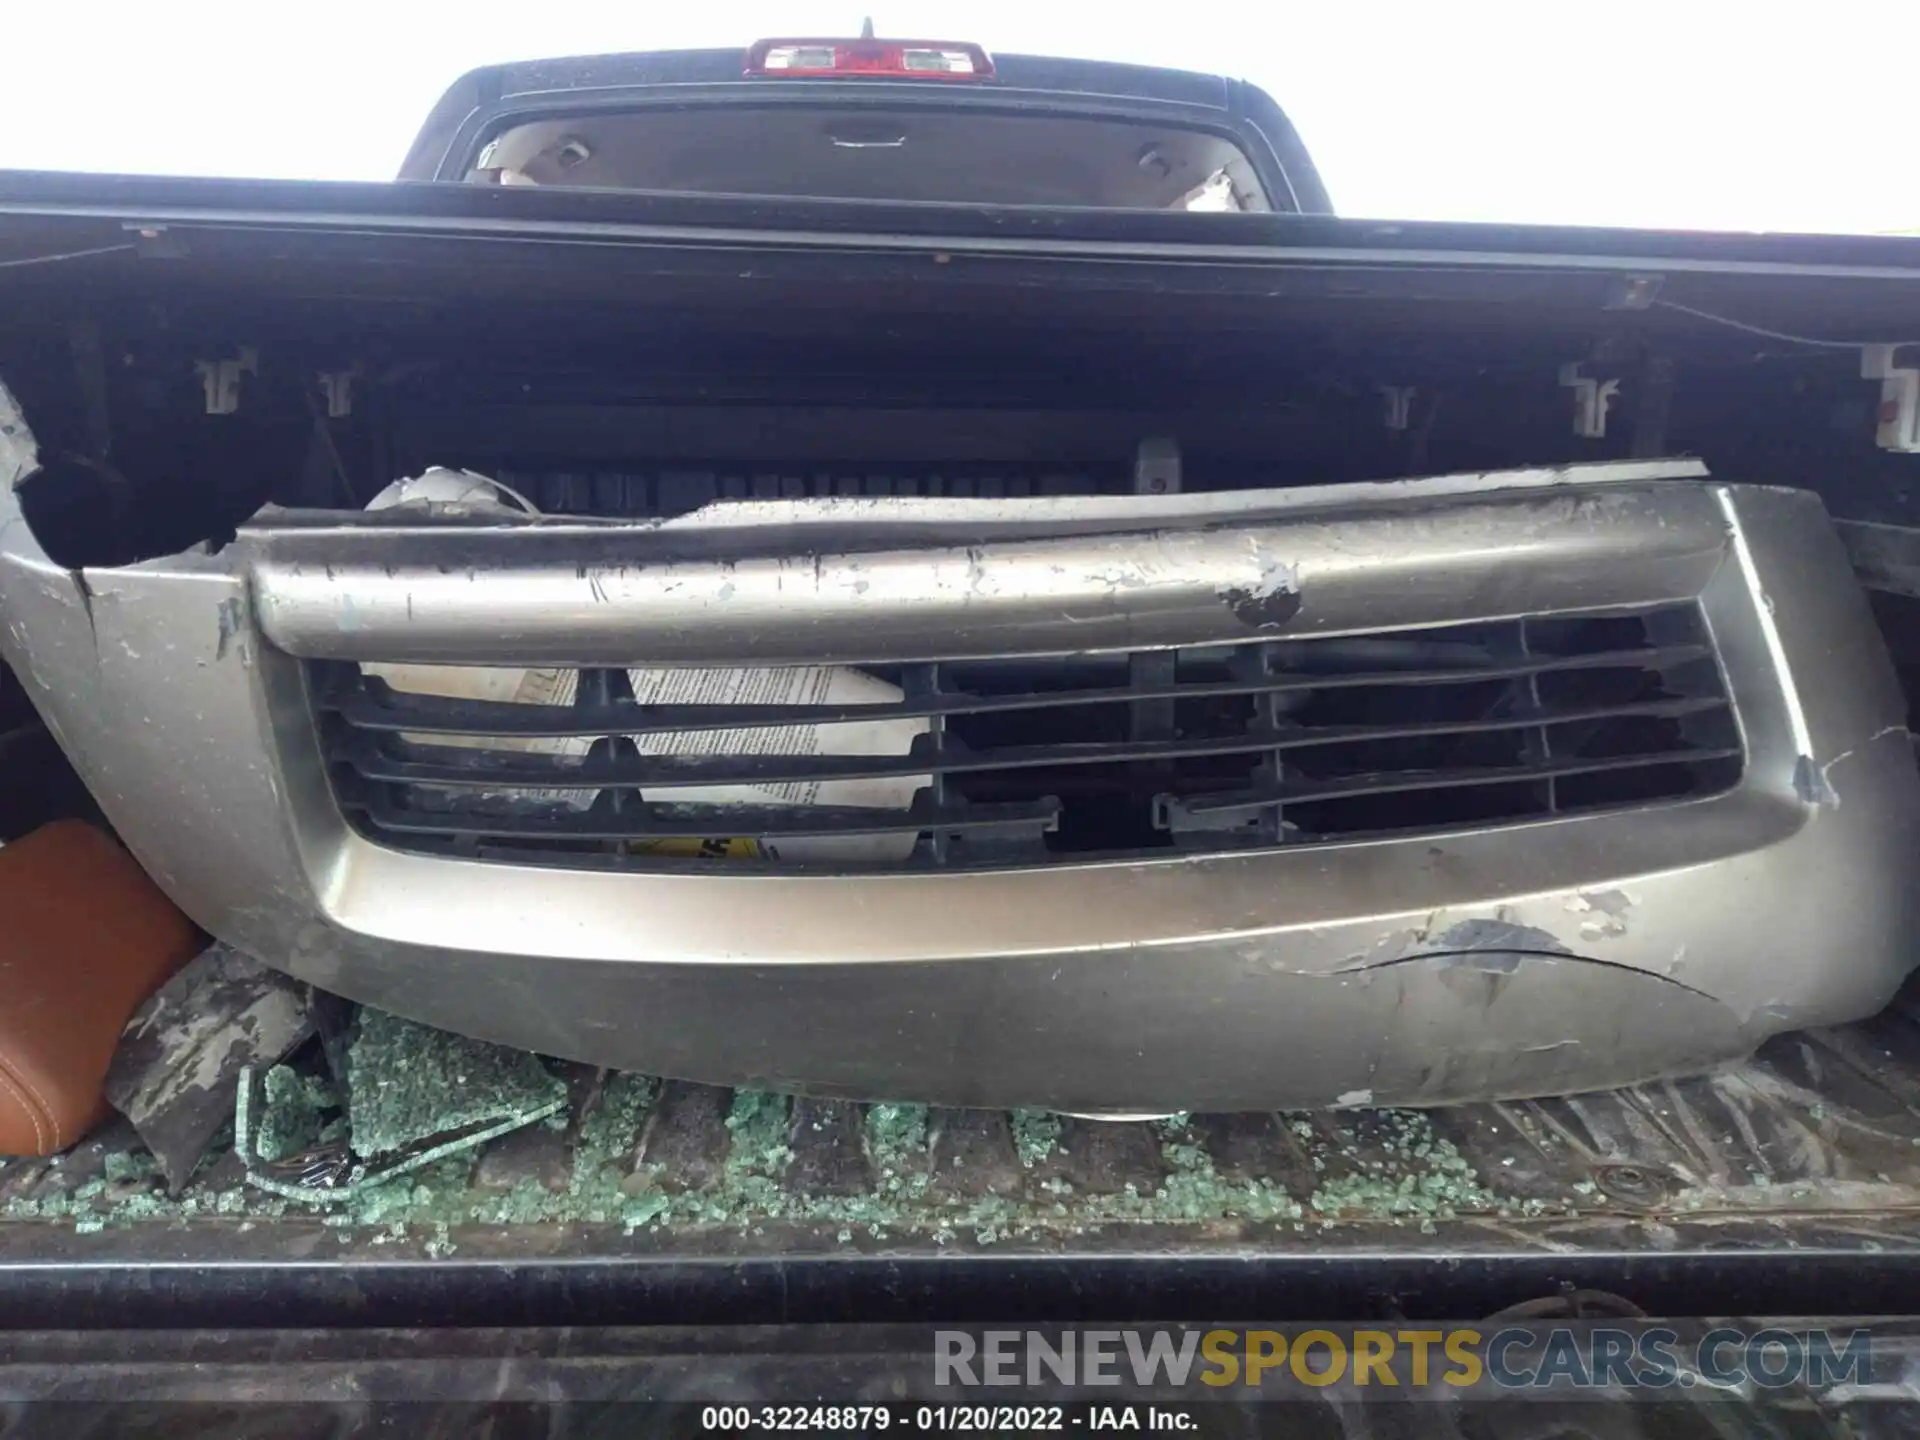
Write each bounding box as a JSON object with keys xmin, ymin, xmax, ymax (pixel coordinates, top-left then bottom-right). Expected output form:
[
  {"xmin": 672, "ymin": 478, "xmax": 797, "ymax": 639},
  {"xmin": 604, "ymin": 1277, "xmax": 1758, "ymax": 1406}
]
[{"xmin": 699, "ymin": 1406, "xmax": 1194, "ymax": 1430}]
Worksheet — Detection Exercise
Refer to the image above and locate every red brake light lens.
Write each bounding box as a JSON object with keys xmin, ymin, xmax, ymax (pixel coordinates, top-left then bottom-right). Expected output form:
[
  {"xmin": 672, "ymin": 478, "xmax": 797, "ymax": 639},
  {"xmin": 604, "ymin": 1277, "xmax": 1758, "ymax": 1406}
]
[{"xmin": 745, "ymin": 38, "xmax": 995, "ymax": 81}]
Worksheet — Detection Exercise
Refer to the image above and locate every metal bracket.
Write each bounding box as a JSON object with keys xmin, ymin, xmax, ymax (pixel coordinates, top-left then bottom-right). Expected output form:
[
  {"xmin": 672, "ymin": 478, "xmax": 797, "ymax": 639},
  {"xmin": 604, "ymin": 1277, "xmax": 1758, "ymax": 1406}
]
[
  {"xmin": 1559, "ymin": 363, "xmax": 1620, "ymax": 440},
  {"xmin": 1863, "ymin": 345, "xmax": 1920, "ymax": 453},
  {"xmin": 195, "ymin": 348, "xmax": 258, "ymax": 416},
  {"xmin": 318, "ymin": 367, "xmax": 360, "ymax": 420},
  {"xmin": 1132, "ymin": 435, "xmax": 1181, "ymax": 495},
  {"xmin": 1380, "ymin": 386, "xmax": 1416, "ymax": 432}
]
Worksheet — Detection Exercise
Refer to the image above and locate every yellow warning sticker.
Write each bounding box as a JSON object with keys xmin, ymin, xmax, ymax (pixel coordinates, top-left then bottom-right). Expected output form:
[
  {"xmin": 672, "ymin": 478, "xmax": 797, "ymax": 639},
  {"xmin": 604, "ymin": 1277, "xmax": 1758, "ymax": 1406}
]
[{"xmin": 632, "ymin": 837, "xmax": 766, "ymax": 859}]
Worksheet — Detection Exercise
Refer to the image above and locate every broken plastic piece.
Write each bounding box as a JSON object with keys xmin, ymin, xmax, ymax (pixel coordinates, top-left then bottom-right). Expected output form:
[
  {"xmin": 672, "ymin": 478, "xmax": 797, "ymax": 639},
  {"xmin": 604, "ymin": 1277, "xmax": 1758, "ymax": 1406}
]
[
  {"xmin": 1863, "ymin": 345, "xmax": 1920, "ymax": 453},
  {"xmin": 104, "ymin": 941, "xmax": 314, "ymax": 1193}
]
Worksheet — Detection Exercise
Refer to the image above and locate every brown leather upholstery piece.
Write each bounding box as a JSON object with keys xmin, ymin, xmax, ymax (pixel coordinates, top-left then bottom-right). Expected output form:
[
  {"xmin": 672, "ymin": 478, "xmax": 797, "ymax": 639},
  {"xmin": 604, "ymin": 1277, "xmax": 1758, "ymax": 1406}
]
[{"xmin": 0, "ymin": 821, "xmax": 203, "ymax": 1156}]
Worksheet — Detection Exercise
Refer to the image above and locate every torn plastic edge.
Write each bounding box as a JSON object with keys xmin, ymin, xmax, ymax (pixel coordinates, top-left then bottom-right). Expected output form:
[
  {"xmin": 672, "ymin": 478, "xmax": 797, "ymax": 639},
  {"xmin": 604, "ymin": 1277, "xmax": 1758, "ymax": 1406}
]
[
  {"xmin": 234, "ymin": 1064, "xmax": 567, "ymax": 1207},
  {"xmin": 0, "ymin": 379, "xmax": 1718, "ymax": 579},
  {"xmin": 0, "ymin": 377, "xmax": 39, "ymax": 494},
  {"xmin": 1714, "ymin": 485, "xmax": 1823, "ymax": 801}
]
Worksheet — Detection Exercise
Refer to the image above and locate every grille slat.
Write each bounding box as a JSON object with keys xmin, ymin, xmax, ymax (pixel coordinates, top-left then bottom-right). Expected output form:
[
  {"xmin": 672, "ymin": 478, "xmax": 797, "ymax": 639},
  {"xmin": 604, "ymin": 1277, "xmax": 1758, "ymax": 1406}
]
[
  {"xmin": 350, "ymin": 789, "xmax": 1060, "ymax": 843},
  {"xmin": 313, "ymin": 603, "xmax": 1744, "ymax": 869},
  {"xmin": 317, "ymin": 642, "xmax": 1719, "ymax": 739},
  {"xmin": 338, "ymin": 695, "xmax": 1730, "ymax": 792},
  {"xmin": 1159, "ymin": 745, "xmax": 1745, "ymax": 826}
]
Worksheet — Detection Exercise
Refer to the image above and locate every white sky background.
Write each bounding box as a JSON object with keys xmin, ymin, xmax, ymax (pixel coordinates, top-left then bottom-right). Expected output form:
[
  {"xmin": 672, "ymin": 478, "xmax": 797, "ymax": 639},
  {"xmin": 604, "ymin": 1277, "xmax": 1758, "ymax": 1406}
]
[{"xmin": 1, "ymin": 1, "xmax": 1913, "ymax": 233}]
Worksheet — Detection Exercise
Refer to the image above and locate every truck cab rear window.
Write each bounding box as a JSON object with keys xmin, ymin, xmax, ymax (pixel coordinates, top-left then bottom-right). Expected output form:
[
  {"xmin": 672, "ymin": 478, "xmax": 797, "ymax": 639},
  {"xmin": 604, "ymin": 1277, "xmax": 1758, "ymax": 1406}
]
[{"xmin": 467, "ymin": 108, "xmax": 1272, "ymax": 211}]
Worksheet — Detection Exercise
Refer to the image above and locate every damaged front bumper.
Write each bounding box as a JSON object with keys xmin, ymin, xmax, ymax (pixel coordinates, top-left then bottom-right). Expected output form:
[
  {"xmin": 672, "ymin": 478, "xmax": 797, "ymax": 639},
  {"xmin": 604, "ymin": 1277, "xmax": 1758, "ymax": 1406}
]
[{"xmin": 2, "ymin": 422, "xmax": 1916, "ymax": 1111}]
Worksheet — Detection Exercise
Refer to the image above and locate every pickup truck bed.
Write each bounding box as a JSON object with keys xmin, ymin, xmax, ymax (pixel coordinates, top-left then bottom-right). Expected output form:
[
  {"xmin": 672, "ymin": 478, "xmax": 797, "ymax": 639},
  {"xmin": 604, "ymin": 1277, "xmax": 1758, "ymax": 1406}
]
[
  {"xmin": 6, "ymin": 171, "xmax": 1920, "ymax": 1345},
  {"xmin": 8, "ymin": 975, "xmax": 1920, "ymax": 1330}
]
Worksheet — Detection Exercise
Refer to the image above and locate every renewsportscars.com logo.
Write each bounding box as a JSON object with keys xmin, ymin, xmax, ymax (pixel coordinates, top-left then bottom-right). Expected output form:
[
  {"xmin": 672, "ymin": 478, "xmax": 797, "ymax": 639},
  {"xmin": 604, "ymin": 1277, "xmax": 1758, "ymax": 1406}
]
[{"xmin": 933, "ymin": 1327, "xmax": 1875, "ymax": 1392}]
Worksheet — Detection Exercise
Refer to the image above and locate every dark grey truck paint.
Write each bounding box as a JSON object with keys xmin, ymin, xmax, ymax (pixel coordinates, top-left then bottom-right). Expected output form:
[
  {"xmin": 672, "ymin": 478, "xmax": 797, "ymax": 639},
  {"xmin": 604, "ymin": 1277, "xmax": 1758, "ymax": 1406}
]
[{"xmin": 398, "ymin": 47, "xmax": 1334, "ymax": 212}]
